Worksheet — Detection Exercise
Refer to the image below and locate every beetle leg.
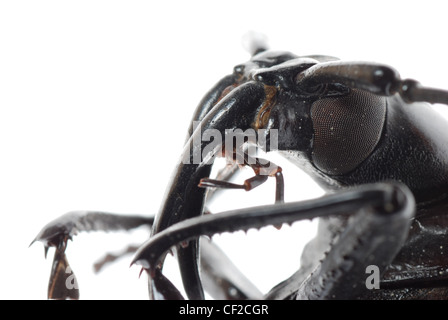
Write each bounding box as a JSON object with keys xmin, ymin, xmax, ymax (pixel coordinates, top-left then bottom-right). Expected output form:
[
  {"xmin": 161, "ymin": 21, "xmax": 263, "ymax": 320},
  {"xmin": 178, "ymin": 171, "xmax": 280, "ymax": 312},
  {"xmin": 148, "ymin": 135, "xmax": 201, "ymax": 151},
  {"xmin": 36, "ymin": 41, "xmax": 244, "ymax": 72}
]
[
  {"xmin": 296, "ymin": 61, "xmax": 448, "ymax": 104},
  {"xmin": 294, "ymin": 189, "xmax": 415, "ymax": 300},
  {"xmin": 203, "ymin": 162, "xmax": 240, "ymax": 203},
  {"xmin": 199, "ymin": 153, "xmax": 284, "ymax": 203},
  {"xmin": 31, "ymin": 211, "xmax": 152, "ymax": 252},
  {"xmin": 148, "ymin": 269, "xmax": 185, "ymax": 300},
  {"xmin": 200, "ymin": 237, "xmax": 264, "ymax": 299},
  {"xmin": 199, "ymin": 174, "xmax": 268, "ymax": 191},
  {"xmin": 132, "ymin": 182, "xmax": 415, "ymax": 300},
  {"xmin": 93, "ymin": 244, "xmax": 141, "ymax": 273},
  {"xmin": 31, "ymin": 211, "xmax": 152, "ymax": 299},
  {"xmin": 199, "ymin": 155, "xmax": 284, "ymax": 230}
]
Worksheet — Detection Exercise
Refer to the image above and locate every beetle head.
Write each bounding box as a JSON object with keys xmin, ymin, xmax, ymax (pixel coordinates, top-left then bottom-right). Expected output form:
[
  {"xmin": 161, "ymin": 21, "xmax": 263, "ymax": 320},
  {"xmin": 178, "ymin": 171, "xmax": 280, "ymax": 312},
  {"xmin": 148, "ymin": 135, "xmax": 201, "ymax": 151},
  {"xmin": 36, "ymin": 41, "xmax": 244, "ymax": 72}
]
[{"xmin": 252, "ymin": 57, "xmax": 387, "ymax": 177}]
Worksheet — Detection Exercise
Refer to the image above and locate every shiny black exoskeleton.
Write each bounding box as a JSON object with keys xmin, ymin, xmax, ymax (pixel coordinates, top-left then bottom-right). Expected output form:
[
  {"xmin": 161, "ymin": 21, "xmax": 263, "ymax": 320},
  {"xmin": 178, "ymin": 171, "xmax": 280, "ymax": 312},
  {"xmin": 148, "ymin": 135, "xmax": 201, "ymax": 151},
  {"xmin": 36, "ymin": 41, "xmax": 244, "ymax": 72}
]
[{"xmin": 33, "ymin": 38, "xmax": 448, "ymax": 300}]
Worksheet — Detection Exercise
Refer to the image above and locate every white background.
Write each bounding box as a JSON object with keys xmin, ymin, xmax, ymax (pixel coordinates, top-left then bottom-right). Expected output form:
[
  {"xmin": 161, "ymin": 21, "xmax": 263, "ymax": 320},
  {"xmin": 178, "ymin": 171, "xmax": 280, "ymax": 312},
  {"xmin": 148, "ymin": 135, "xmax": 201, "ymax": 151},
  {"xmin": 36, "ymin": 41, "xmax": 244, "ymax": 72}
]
[{"xmin": 1, "ymin": 1, "xmax": 448, "ymax": 299}]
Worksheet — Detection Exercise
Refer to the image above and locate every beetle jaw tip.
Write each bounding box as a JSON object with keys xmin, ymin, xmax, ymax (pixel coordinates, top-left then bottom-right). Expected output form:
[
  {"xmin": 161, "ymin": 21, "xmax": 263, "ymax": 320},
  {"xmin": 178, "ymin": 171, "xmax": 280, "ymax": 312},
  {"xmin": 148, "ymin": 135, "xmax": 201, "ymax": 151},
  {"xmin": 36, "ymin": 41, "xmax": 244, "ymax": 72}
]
[{"xmin": 130, "ymin": 256, "xmax": 158, "ymax": 278}]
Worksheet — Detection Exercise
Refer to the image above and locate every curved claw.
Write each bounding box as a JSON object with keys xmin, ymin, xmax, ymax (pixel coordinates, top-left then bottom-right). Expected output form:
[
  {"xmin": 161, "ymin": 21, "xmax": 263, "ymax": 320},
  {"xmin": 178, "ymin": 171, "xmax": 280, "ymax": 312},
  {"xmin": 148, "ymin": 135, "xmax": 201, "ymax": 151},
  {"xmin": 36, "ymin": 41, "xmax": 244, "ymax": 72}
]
[
  {"xmin": 31, "ymin": 212, "xmax": 79, "ymax": 252},
  {"xmin": 31, "ymin": 211, "xmax": 153, "ymax": 299},
  {"xmin": 148, "ymin": 269, "xmax": 185, "ymax": 300}
]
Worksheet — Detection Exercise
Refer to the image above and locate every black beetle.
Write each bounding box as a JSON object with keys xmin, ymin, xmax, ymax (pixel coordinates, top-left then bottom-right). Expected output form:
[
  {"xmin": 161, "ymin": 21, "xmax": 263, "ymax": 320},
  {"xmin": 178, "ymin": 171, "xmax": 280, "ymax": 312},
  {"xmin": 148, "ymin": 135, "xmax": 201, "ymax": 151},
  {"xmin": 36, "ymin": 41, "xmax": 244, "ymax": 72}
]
[{"xmin": 32, "ymin": 36, "xmax": 448, "ymax": 300}]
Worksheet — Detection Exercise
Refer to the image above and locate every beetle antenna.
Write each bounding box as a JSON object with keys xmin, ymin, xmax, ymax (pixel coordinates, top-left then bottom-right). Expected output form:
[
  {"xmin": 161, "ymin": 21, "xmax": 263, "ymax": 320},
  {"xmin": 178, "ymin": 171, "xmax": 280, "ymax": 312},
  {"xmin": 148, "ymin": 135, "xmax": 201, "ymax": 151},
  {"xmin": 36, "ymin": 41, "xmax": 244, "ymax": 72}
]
[{"xmin": 242, "ymin": 31, "xmax": 269, "ymax": 56}]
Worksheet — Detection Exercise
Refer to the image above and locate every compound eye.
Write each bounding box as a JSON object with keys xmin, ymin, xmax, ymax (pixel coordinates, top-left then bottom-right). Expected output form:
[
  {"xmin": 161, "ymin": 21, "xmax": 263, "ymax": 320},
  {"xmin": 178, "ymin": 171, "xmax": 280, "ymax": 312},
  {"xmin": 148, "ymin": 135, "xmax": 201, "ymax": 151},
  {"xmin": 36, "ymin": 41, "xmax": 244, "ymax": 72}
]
[{"xmin": 310, "ymin": 89, "xmax": 387, "ymax": 175}]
